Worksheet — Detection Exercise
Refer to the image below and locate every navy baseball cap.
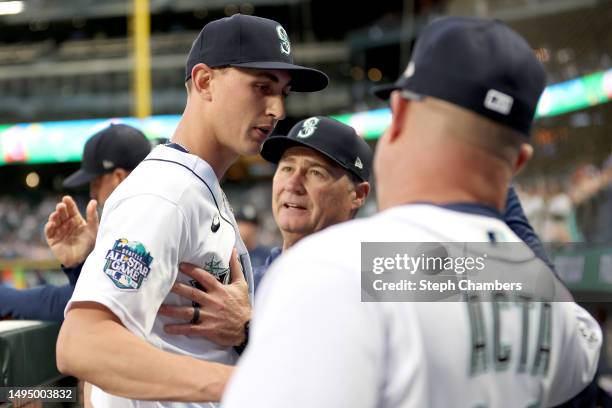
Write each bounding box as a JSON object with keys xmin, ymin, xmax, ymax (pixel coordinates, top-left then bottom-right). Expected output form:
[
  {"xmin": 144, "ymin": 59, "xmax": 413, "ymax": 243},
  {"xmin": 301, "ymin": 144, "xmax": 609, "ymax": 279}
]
[
  {"xmin": 185, "ymin": 14, "xmax": 329, "ymax": 92},
  {"xmin": 235, "ymin": 204, "xmax": 260, "ymax": 224},
  {"xmin": 261, "ymin": 116, "xmax": 373, "ymax": 182},
  {"xmin": 373, "ymin": 17, "xmax": 546, "ymax": 136},
  {"xmin": 63, "ymin": 124, "xmax": 152, "ymax": 188}
]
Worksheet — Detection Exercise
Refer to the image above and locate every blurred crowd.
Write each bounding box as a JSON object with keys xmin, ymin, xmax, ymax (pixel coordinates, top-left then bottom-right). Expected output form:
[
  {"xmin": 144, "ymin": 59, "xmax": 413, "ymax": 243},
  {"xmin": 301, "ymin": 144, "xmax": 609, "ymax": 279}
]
[
  {"xmin": 0, "ymin": 195, "xmax": 59, "ymax": 259},
  {"xmin": 516, "ymin": 154, "xmax": 612, "ymax": 246}
]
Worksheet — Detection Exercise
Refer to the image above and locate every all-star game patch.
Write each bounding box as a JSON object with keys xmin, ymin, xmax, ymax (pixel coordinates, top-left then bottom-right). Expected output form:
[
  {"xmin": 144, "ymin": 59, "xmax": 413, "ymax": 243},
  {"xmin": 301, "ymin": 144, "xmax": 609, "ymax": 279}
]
[{"xmin": 104, "ymin": 238, "xmax": 154, "ymax": 290}]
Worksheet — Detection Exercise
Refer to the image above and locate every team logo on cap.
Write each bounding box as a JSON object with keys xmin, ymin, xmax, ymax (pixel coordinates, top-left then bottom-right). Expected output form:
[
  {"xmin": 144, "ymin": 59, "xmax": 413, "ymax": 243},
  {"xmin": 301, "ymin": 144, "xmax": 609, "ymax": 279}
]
[
  {"xmin": 276, "ymin": 25, "xmax": 291, "ymax": 55},
  {"xmin": 484, "ymin": 89, "xmax": 513, "ymax": 115},
  {"xmin": 354, "ymin": 157, "xmax": 363, "ymax": 169},
  {"xmin": 297, "ymin": 117, "xmax": 320, "ymax": 138},
  {"xmin": 103, "ymin": 238, "xmax": 154, "ymax": 290}
]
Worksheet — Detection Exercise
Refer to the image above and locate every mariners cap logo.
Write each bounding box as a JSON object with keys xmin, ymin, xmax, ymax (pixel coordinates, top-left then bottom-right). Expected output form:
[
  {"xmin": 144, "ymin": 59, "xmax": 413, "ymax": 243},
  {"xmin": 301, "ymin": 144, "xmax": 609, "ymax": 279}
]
[
  {"xmin": 276, "ymin": 25, "xmax": 291, "ymax": 55},
  {"xmin": 484, "ymin": 89, "xmax": 513, "ymax": 115},
  {"xmin": 297, "ymin": 117, "xmax": 320, "ymax": 138}
]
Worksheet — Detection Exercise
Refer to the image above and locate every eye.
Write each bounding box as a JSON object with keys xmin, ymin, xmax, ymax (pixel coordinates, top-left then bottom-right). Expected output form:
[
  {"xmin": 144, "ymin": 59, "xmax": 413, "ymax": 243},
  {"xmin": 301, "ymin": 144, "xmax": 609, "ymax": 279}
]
[
  {"xmin": 255, "ymin": 83, "xmax": 272, "ymax": 94},
  {"xmin": 309, "ymin": 168, "xmax": 326, "ymax": 178},
  {"xmin": 279, "ymin": 165, "xmax": 293, "ymax": 173}
]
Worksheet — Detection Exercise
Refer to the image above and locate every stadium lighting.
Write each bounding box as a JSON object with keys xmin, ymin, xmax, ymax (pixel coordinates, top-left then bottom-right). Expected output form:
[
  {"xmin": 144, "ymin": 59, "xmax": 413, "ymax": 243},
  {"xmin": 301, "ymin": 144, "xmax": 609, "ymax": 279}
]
[
  {"xmin": 0, "ymin": 1, "xmax": 24, "ymax": 15},
  {"xmin": 25, "ymin": 172, "xmax": 40, "ymax": 188}
]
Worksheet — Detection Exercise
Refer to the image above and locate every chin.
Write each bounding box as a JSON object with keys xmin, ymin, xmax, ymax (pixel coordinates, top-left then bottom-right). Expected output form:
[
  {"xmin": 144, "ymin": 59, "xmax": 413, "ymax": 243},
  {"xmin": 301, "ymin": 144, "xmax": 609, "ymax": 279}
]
[
  {"xmin": 278, "ymin": 220, "xmax": 308, "ymax": 234},
  {"xmin": 242, "ymin": 143, "xmax": 262, "ymax": 156}
]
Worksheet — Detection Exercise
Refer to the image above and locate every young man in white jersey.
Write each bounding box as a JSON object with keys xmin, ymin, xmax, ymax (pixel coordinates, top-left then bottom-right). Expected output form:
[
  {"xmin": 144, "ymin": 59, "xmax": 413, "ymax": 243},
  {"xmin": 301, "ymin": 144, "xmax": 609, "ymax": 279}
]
[
  {"xmin": 56, "ymin": 14, "xmax": 327, "ymax": 407},
  {"xmin": 222, "ymin": 17, "xmax": 602, "ymax": 408}
]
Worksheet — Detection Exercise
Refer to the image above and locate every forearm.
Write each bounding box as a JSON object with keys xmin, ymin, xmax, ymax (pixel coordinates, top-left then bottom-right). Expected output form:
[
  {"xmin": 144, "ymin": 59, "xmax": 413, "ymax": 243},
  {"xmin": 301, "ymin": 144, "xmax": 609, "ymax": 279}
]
[
  {"xmin": 0, "ymin": 284, "xmax": 73, "ymax": 321},
  {"xmin": 57, "ymin": 303, "xmax": 234, "ymax": 402}
]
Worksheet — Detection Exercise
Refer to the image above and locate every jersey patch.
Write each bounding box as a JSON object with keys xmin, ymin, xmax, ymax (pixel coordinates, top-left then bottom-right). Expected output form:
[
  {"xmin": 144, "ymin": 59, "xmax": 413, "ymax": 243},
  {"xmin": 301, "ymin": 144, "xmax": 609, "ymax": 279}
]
[
  {"xmin": 203, "ymin": 253, "xmax": 230, "ymax": 284},
  {"xmin": 103, "ymin": 238, "xmax": 154, "ymax": 290}
]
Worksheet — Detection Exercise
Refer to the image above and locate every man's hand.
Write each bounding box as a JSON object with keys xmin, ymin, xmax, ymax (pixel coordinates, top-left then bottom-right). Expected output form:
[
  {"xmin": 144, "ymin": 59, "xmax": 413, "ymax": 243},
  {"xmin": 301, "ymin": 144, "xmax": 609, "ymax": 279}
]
[
  {"xmin": 159, "ymin": 249, "xmax": 251, "ymax": 347},
  {"xmin": 44, "ymin": 196, "xmax": 99, "ymax": 267}
]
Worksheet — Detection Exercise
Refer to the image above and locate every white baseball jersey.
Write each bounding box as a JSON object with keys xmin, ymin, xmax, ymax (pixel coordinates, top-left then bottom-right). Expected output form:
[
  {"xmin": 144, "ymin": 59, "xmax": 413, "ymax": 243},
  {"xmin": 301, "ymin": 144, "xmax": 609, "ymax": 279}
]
[
  {"xmin": 67, "ymin": 145, "xmax": 253, "ymax": 408},
  {"xmin": 222, "ymin": 204, "xmax": 601, "ymax": 408}
]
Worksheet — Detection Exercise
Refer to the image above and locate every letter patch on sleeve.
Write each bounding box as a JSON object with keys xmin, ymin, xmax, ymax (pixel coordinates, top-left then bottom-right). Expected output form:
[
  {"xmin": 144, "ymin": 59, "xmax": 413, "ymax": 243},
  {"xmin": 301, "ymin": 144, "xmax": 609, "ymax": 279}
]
[{"xmin": 104, "ymin": 238, "xmax": 154, "ymax": 290}]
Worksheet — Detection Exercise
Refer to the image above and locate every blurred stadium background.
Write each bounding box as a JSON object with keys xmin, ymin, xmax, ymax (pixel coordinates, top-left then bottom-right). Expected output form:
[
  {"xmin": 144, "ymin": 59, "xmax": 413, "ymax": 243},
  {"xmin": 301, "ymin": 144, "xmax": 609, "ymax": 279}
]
[{"xmin": 0, "ymin": 0, "xmax": 611, "ymax": 404}]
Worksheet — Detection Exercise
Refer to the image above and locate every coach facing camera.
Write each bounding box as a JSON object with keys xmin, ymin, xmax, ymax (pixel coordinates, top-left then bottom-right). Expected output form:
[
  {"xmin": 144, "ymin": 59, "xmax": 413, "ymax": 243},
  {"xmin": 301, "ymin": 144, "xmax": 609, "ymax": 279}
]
[
  {"xmin": 222, "ymin": 18, "xmax": 602, "ymax": 408},
  {"xmin": 251, "ymin": 116, "xmax": 372, "ymax": 290}
]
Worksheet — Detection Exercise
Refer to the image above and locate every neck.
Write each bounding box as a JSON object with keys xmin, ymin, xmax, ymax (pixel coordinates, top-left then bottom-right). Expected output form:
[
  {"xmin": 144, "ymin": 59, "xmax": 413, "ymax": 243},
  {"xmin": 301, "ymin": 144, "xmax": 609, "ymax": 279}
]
[
  {"xmin": 378, "ymin": 136, "xmax": 511, "ymax": 212},
  {"xmin": 172, "ymin": 104, "xmax": 239, "ymax": 180},
  {"xmin": 281, "ymin": 232, "xmax": 305, "ymax": 251}
]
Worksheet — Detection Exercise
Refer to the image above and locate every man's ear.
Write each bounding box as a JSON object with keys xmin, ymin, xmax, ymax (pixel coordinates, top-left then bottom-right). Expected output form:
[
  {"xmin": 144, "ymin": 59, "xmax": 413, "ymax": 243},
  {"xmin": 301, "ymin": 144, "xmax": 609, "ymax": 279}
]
[
  {"xmin": 191, "ymin": 63, "xmax": 214, "ymax": 101},
  {"xmin": 351, "ymin": 181, "xmax": 371, "ymax": 211},
  {"xmin": 113, "ymin": 168, "xmax": 130, "ymax": 184},
  {"xmin": 387, "ymin": 91, "xmax": 410, "ymax": 143},
  {"xmin": 513, "ymin": 143, "xmax": 533, "ymax": 175}
]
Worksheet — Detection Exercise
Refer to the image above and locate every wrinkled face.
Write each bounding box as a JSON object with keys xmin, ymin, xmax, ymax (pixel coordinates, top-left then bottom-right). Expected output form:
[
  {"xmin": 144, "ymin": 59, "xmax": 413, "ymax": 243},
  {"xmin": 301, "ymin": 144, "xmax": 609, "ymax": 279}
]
[
  {"xmin": 89, "ymin": 172, "xmax": 120, "ymax": 206},
  {"xmin": 272, "ymin": 147, "xmax": 356, "ymax": 240},
  {"xmin": 209, "ymin": 67, "xmax": 291, "ymax": 156}
]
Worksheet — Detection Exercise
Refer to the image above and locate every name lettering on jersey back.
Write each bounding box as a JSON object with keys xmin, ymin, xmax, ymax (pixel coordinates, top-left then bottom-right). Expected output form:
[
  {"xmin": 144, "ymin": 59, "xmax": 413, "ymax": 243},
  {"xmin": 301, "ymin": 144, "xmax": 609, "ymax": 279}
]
[
  {"xmin": 104, "ymin": 238, "xmax": 154, "ymax": 290},
  {"xmin": 467, "ymin": 295, "xmax": 552, "ymax": 377}
]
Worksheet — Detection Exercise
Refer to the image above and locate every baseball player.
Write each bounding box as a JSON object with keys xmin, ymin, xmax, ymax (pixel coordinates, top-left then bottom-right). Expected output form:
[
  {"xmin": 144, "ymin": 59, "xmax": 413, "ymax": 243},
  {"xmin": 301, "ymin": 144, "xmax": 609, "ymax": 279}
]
[
  {"xmin": 56, "ymin": 14, "xmax": 328, "ymax": 407},
  {"xmin": 255, "ymin": 116, "xmax": 372, "ymax": 289},
  {"xmin": 222, "ymin": 17, "xmax": 601, "ymax": 408},
  {"xmin": 0, "ymin": 124, "xmax": 151, "ymax": 321}
]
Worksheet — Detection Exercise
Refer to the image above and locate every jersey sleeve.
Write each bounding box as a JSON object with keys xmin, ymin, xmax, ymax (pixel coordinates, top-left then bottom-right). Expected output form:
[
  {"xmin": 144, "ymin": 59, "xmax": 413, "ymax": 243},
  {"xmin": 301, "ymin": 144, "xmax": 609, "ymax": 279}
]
[
  {"xmin": 544, "ymin": 302, "xmax": 602, "ymax": 406},
  {"xmin": 0, "ymin": 284, "xmax": 74, "ymax": 321},
  {"xmin": 222, "ymin": 244, "xmax": 386, "ymax": 408},
  {"xmin": 504, "ymin": 186, "xmax": 555, "ymax": 271},
  {"xmin": 66, "ymin": 194, "xmax": 189, "ymax": 337}
]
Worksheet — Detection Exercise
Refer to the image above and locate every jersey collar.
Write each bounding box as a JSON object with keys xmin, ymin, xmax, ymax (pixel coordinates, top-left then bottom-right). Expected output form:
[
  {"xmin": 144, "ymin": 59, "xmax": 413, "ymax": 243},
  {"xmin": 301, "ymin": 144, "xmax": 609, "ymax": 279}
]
[
  {"xmin": 406, "ymin": 201, "xmax": 503, "ymax": 220},
  {"xmin": 148, "ymin": 145, "xmax": 224, "ymax": 203}
]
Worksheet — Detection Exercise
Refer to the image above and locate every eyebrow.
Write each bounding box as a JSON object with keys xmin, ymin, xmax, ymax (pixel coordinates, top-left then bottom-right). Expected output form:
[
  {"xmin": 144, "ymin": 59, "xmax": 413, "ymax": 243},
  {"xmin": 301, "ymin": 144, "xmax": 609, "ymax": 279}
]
[
  {"xmin": 256, "ymin": 72, "xmax": 280, "ymax": 83},
  {"xmin": 279, "ymin": 156, "xmax": 335, "ymax": 169},
  {"xmin": 255, "ymin": 72, "xmax": 292, "ymax": 92}
]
